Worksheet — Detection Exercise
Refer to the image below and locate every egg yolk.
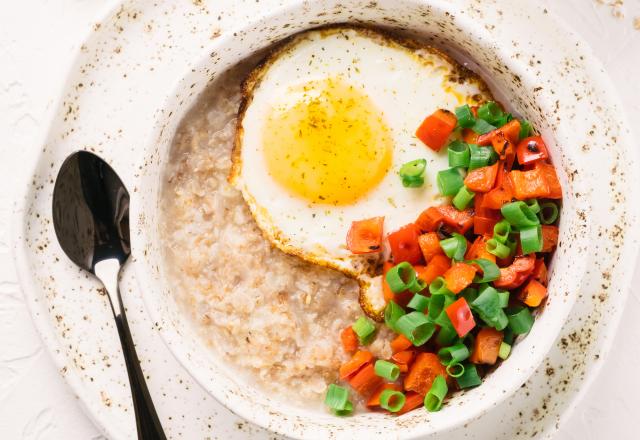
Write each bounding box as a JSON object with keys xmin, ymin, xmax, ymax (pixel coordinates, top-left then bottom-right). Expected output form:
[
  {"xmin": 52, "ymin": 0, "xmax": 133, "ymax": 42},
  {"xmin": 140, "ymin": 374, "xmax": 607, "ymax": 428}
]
[{"xmin": 262, "ymin": 77, "xmax": 393, "ymax": 205}]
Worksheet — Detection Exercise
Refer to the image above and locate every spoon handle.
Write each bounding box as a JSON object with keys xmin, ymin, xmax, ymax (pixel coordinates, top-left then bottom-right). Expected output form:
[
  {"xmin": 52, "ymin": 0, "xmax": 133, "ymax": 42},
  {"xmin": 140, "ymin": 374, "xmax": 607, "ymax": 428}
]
[{"xmin": 95, "ymin": 259, "xmax": 167, "ymax": 440}]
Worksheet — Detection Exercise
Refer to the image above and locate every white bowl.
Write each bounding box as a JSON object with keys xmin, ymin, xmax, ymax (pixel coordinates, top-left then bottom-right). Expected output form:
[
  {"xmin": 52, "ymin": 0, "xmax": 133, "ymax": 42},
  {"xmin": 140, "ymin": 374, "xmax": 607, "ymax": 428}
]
[{"xmin": 130, "ymin": 0, "xmax": 632, "ymax": 438}]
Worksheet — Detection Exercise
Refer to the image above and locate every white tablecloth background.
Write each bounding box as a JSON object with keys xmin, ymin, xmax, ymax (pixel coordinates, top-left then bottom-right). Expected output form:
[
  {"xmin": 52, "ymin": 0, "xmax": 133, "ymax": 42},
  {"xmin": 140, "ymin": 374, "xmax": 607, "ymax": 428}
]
[{"xmin": 1, "ymin": 1, "xmax": 639, "ymax": 438}]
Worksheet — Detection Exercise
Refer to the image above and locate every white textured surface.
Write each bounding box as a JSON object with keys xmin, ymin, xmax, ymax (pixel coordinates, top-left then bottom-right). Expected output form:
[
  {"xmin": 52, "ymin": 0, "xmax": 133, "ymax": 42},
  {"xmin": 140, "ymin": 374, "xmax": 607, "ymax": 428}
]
[{"xmin": 1, "ymin": 1, "xmax": 639, "ymax": 439}]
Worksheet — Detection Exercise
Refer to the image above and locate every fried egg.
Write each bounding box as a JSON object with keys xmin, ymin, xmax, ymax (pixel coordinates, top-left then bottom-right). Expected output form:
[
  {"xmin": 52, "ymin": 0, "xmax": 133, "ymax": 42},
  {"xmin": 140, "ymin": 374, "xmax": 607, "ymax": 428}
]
[{"xmin": 230, "ymin": 26, "xmax": 490, "ymax": 318}]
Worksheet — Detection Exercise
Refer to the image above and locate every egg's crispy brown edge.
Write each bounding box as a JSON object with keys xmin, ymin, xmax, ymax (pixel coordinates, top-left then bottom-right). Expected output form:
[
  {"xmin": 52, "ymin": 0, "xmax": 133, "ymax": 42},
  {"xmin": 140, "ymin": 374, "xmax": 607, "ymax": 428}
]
[{"xmin": 230, "ymin": 24, "xmax": 494, "ymax": 321}]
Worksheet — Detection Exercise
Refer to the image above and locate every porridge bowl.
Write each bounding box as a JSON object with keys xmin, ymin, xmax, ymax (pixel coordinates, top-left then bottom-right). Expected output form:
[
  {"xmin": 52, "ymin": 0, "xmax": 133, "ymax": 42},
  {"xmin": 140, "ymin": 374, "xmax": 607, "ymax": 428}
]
[{"xmin": 130, "ymin": 0, "xmax": 633, "ymax": 438}]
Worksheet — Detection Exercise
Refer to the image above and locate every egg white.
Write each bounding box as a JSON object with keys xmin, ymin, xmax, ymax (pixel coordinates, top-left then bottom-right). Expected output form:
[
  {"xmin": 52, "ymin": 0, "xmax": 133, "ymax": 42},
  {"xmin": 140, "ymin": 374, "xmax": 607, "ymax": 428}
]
[{"xmin": 231, "ymin": 27, "xmax": 490, "ymax": 315}]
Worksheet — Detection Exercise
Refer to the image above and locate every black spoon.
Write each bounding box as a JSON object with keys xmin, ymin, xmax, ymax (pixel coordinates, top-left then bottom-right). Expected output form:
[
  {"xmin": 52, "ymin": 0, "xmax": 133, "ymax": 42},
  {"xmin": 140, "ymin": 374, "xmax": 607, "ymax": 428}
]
[{"xmin": 52, "ymin": 151, "xmax": 166, "ymax": 440}]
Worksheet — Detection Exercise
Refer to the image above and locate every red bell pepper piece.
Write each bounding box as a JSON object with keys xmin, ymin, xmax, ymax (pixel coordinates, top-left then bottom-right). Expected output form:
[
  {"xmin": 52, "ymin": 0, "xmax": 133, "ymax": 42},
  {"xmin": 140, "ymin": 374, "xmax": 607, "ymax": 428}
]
[
  {"xmin": 436, "ymin": 205, "xmax": 474, "ymax": 234},
  {"xmin": 346, "ymin": 216, "xmax": 384, "ymax": 254},
  {"xmin": 516, "ymin": 136, "xmax": 549, "ymax": 165},
  {"xmin": 415, "ymin": 206, "xmax": 444, "ymax": 232},
  {"xmin": 494, "ymin": 255, "xmax": 536, "ymax": 289},
  {"xmin": 464, "ymin": 163, "xmax": 499, "ymax": 192},
  {"xmin": 415, "ymin": 109, "xmax": 457, "ymax": 151},
  {"xmin": 387, "ymin": 223, "xmax": 423, "ymax": 265},
  {"xmin": 445, "ymin": 297, "xmax": 476, "ymax": 337}
]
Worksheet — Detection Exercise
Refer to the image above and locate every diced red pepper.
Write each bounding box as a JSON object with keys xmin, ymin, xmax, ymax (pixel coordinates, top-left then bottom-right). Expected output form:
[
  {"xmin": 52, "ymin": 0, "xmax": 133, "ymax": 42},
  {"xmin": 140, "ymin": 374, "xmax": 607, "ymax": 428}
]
[
  {"xmin": 382, "ymin": 261, "xmax": 413, "ymax": 306},
  {"xmin": 516, "ymin": 136, "xmax": 549, "ymax": 165},
  {"xmin": 445, "ymin": 297, "xmax": 476, "ymax": 337},
  {"xmin": 387, "ymin": 223, "xmax": 423, "ymax": 265},
  {"xmin": 532, "ymin": 258, "xmax": 548, "ymax": 285},
  {"xmin": 346, "ymin": 216, "xmax": 384, "ymax": 254},
  {"xmin": 519, "ymin": 279, "xmax": 548, "ymax": 307},
  {"xmin": 415, "ymin": 109, "xmax": 457, "ymax": 151},
  {"xmin": 494, "ymin": 255, "xmax": 536, "ymax": 289},
  {"xmin": 436, "ymin": 205, "xmax": 474, "ymax": 234},
  {"xmin": 509, "ymin": 167, "xmax": 550, "ymax": 199},
  {"xmin": 535, "ymin": 161, "xmax": 562, "ymax": 199},
  {"xmin": 469, "ymin": 327, "xmax": 503, "ymax": 365},
  {"xmin": 464, "ymin": 163, "xmax": 499, "ymax": 192},
  {"xmin": 418, "ymin": 232, "xmax": 444, "ymax": 263},
  {"xmin": 477, "ymin": 119, "xmax": 521, "ymax": 146},
  {"xmin": 415, "ymin": 206, "xmax": 444, "ymax": 233},
  {"xmin": 443, "ymin": 262, "xmax": 477, "ymax": 294},
  {"xmin": 541, "ymin": 225, "xmax": 559, "ymax": 252}
]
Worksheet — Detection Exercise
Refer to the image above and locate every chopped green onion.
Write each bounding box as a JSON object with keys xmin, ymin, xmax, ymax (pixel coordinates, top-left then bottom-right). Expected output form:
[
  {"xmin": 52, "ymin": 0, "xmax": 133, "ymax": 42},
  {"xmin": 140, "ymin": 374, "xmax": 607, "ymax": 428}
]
[
  {"xmin": 471, "ymin": 286, "xmax": 509, "ymax": 330},
  {"xmin": 325, "ymin": 384, "xmax": 350, "ymax": 412},
  {"xmin": 385, "ymin": 262, "xmax": 416, "ymax": 293},
  {"xmin": 440, "ymin": 233, "xmax": 467, "ymax": 261},
  {"xmin": 352, "ymin": 316, "xmax": 376, "ymax": 345},
  {"xmin": 468, "ymin": 144, "xmax": 494, "ymax": 170},
  {"xmin": 456, "ymin": 363, "xmax": 482, "ymax": 389},
  {"xmin": 448, "ymin": 140, "xmax": 470, "ymax": 168},
  {"xmin": 407, "ymin": 293, "xmax": 430, "ymax": 312},
  {"xmin": 427, "ymin": 293, "xmax": 455, "ymax": 321},
  {"xmin": 436, "ymin": 323, "xmax": 459, "ymax": 346},
  {"xmin": 455, "ymin": 104, "xmax": 475, "ymax": 128},
  {"xmin": 399, "ymin": 159, "xmax": 427, "ymax": 188},
  {"xmin": 525, "ymin": 199, "xmax": 541, "ymax": 214},
  {"xmin": 519, "ymin": 120, "xmax": 533, "ymax": 140},
  {"xmin": 503, "ymin": 327, "xmax": 515, "ymax": 345},
  {"xmin": 501, "ymin": 201, "xmax": 540, "ymax": 227},
  {"xmin": 477, "ymin": 101, "xmax": 504, "ymax": 125},
  {"xmin": 453, "ymin": 185, "xmax": 475, "ymax": 211},
  {"xmin": 375, "ymin": 360, "xmax": 400, "ymax": 381},
  {"xmin": 494, "ymin": 112, "xmax": 513, "ymax": 128},
  {"xmin": 470, "ymin": 258, "xmax": 500, "ymax": 283},
  {"xmin": 380, "ymin": 389, "xmax": 406, "ymax": 413},
  {"xmin": 461, "ymin": 287, "xmax": 479, "ymax": 304},
  {"xmin": 471, "ymin": 118, "xmax": 496, "ymax": 135},
  {"xmin": 434, "ymin": 307, "xmax": 454, "ymax": 329},
  {"xmin": 520, "ymin": 224, "xmax": 543, "ymax": 254},
  {"xmin": 437, "ymin": 168, "xmax": 465, "ymax": 196},
  {"xmin": 486, "ymin": 238, "xmax": 512, "ymax": 259},
  {"xmin": 335, "ymin": 400, "xmax": 353, "ymax": 416},
  {"xmin": 446, "ymin": 362, "xmax": 465, "ymax": 378},
  {"xmin": 396, "ymin": 312, "xmax": 436, "ymax": 346},
  {"xmin": 424, "ymin": 375, "xmax": 448, "ymax": 412},
  {"xmin": 498, "ymin": 290, "xmax": 510, "ymax": 308},
  {"xmin": 498, "ymin": 342, "xmax": 512, "ymax": 360},
  {"xmin": 438, "ymin": 343, "xmax": 470, "ymax": 365},
  {"xmin": 384, "ymin": 301, "xmax": 405, "ymax": 332},
  {"xmin": 407, "ymin": 277, "xmax": 427, "ymax": 293},
  {"xmin": 429, "ymin": 276, "xmax": 453, "ymax": 296},
  {"xmin": 507, "ymin": 307, "xmax": 534, "ymax": 334},
  {"xmin": 539, "ymin": 202, "xmax": 559, "ymax": 224},
  {"xmin": 493, "ymin": 219, "xmax": 511, "ymax": 244}
]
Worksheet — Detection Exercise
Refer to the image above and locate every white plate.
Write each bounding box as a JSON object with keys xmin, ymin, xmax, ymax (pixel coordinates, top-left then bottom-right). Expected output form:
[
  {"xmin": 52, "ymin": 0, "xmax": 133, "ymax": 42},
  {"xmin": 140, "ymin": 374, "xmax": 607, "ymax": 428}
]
[{"xmin": 10, "ymin": 0, "xmax": 640, "ymax": 439}]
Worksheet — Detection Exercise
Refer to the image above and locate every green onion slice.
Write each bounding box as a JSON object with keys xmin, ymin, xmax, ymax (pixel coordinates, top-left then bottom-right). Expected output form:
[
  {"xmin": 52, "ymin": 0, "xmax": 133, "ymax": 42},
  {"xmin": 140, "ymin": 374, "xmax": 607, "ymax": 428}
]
[
  {"xmin": 453, "ymin": 185, "xmax": 475, "ymax": 211},
  {"xmin": 477, "ymin": 101, "xmax": 504, "ymax": 125},
  {"xmin": 494, "ymin": 112, "xmax": 513, "ymax": 128},
  {"xmin": 352, "ymin": 316, "xmax": 376, "ymax": 345},
  {"xmin": 407, "ymin": 276, "xmax": 427, "ymax": 294},
  {"xmin": 375, "ymin": 360, "xmax": 400, "ymax": 381},
  {"xmin": 325, "ymin": 384, "xmax": 350, "ymax": 411},
  {"xmin": 407, "ymin": 293, "xmax": 430, "ymax": 312},
  {"xmin": 399, "ymin": 159, "xmax": 427, "ymax": 188},
  {"xmin": 455, "ymin": 104, "xmax": 475, "ymax": 128},
  {"xmin": 335, "ymin": 400, "xmax": 353, "ymax": 416},
  {"xmin": 456, "ymin": 363, "xmax": 482, "ymax": 389},
  {"xmin": 469, "ymin": 258, "xmax": 500, "ymax": 283},
  {"xmin": 507, "ymin": 306, "xmax": 534, "ymax": 334},
  {"xmin": 471, "ymin": 118, "xmax": 496, "ymax": 135},
  {"xmin": 493, "ymin": 219, "xmax": 511, "ymax": 244},
  {"xmin": 396, "ymin": 312, "xmax": 436, "ymax": 346},
  {"xmin": 438, "ymin": 343, "xmax": 470, "ymax": 365},
  {"xmin": 501, "ymin": 201, "xmax": 540, "ymax": 228},
  {"xmin": 486, "ymin": 238, "xmax": 512, "ymax": 259},
  {"xmin": 440, "ymin": 233, "xmax": 467, "ymax": 261},
  {"xmin": 424, "ymin": 375, "xmax": 448, "ymax": 412},
  {"xmin": 525, "ymin": 199, "xmax": 541, "ymax": 214},
  {"xmin": 520, "ymin": 224, "xmax": 543, "ymax": 254},
  {"xmin": 429, "ymin": 276, "xmax": 453, "ymax": 296},
  {"xmin": 448, "ymin": 140, "xmax": 470, "ymax": 168},
  {"xmin": 468, "ymin": 144, "xmax": 494, "ymax": 170},
  {"xmin": 436, "ymin": 323, "xmax": 459, "ymax": 347},
  {"xmin": 497, "ymin": 290, "xmax": 510, "ymax": 308},
  {"xmin": 384, "ymin": 301, "xmax": 405, "ymax": 332},
  {"xmin": 519, "ymin": 120, "xmax": 533, "ymax": 140},
  {"xmin": 385, "ymin": 262, "xmax": 416, "ymax": 293},
  {"xmin": 461, "ymin": 287, "xmax": 479, "ymax": 304},
  {"xmin": 437, "ymin": 167, "xmax": 465, "ymax": 196},
  {"xmin": 539, "ymin": 202, "xmax": 559, "ymax": 224},
  {"xmin": 427, "ymin": 293, "xmax": 455, "ymax": 321},
  {"xmin": 471, "ymin": 286, "xmax": 509, "ymax": 330},
  {"xmin": 446, "ymin": 362, "xmax": 465, "ymax": 378},
  {"xmin": 380, "ymin": 389, "xmax": 406, "ymax": 413},
  {"xmin": 498, "ymin": 342, "xmax": 512, "ymax": 360}
]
